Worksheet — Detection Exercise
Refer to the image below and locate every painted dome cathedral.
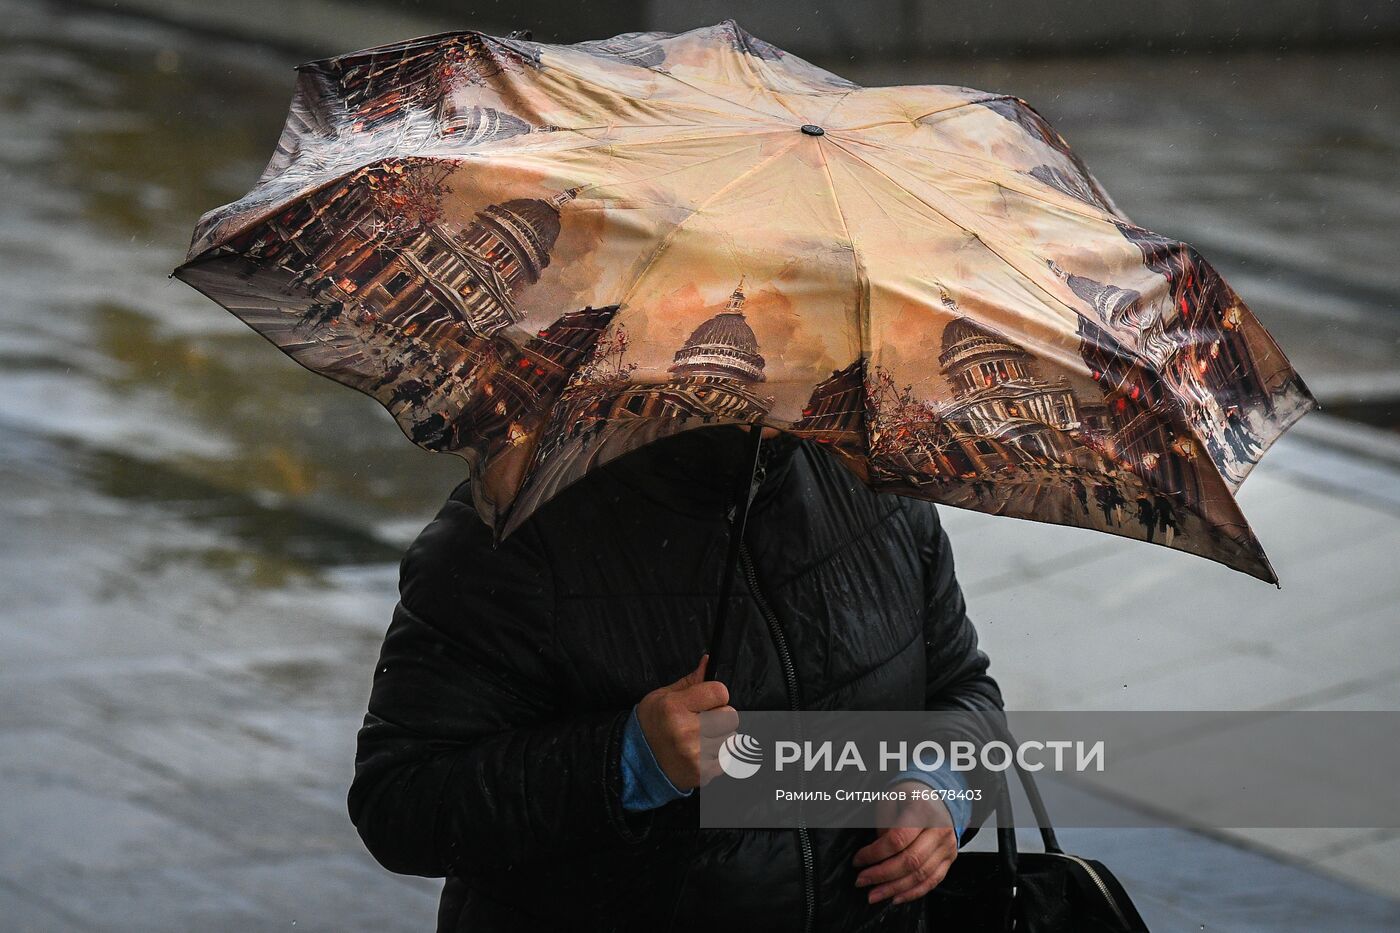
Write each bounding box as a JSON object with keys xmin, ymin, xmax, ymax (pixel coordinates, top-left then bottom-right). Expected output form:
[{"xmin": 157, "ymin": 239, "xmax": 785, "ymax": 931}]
[{"xmin": 668, "ymin": 282, "xmax": 766, "ymax": 382}]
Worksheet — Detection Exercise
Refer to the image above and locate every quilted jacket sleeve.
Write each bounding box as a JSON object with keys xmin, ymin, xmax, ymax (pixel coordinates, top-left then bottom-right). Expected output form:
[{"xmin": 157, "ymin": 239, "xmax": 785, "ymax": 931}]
[
  {"xmin": 915, "ymin": 502, "xmax": 1008, "ymax": 837},
  {"xmin": 347, "ymin": 491, "xmax": 646, "ymax": 878}
]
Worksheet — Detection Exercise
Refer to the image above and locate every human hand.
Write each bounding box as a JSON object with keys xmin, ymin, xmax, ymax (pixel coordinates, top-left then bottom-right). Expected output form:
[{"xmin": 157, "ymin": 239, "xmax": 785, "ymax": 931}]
[
  {"xmin": 852, "ymin": 781, "xmax": 959, "ymax": 906},
  {"xmin": 635, "ymin": 655, "xmax": 738, "ymax": 791}
]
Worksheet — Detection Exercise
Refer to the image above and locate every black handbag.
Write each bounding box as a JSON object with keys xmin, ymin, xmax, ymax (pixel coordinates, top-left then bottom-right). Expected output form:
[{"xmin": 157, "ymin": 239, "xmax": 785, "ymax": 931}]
[{"xmin": 926, "ymin": 754, "xmax": 1150, "ymax": 932}]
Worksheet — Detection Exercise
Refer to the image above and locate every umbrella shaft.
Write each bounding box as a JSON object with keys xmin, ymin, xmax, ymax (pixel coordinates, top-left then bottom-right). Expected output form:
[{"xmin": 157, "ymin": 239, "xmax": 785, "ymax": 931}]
[{"xmin": 704, "ymin": 422, "xmax": 765, "ymax": 682}]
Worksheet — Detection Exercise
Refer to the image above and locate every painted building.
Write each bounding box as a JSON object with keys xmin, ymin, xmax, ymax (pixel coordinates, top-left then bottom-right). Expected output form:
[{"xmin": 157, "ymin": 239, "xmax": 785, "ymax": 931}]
[{"xmin": 936, "ymin": 316, "xmax": 1081, "ymax": 461}]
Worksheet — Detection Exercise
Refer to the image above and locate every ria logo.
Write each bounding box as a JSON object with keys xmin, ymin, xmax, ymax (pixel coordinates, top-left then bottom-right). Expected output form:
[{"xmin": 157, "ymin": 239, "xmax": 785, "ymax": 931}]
[{"xmin": 718, "ymin": 733, "xmax": 763, "ymax": 779}]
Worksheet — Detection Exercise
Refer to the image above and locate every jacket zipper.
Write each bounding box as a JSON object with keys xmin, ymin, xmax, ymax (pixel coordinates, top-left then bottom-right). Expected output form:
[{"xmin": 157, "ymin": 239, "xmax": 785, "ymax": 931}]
[{"xmin": 739, "ymin": 540, "xmax": 816, "ymax": 933}]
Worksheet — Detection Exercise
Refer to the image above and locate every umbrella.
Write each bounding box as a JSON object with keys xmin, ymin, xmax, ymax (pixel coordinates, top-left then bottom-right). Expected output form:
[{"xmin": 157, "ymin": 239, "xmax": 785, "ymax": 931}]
[{"xmin": 174, "ymin": 21, "xmax": 1314, "ymax": 588}]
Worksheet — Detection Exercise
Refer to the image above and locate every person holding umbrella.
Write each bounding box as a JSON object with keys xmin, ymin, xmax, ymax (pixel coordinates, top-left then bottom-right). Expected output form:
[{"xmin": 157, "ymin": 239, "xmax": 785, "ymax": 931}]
[
  {"xmin": 175, "ymin": 21, "xmax": 1311, "ymax": 932},
  {"xmin": 347, "ymin": 424, "xmax": 1002, "ymax": 931}
]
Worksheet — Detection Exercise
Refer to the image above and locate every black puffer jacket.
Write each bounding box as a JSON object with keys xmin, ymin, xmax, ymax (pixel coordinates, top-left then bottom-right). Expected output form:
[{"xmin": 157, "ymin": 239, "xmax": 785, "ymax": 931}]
[{"xmin": 349, "ymin": 428, "xmax": 1005, "ymax": 932}]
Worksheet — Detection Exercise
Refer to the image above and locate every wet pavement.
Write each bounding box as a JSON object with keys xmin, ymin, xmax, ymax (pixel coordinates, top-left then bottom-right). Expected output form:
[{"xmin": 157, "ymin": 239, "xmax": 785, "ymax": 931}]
[{"xmin": 1, "ymin": 0, "xmax": 1398, "ymax": 929}]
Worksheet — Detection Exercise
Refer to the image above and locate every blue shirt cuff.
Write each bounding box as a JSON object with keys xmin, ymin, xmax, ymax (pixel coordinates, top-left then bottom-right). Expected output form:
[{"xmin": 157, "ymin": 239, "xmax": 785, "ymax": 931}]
[
  {"xmin": 620, "ymin": 706, "xmax": 694, "ymax": 812},
  {"xmin": 891, "ymin": 762, "xmax": 972, "ymax": 843}
]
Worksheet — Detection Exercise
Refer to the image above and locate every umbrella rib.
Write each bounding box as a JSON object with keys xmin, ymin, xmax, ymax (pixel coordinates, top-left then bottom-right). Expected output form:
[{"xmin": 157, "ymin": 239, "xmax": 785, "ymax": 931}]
[
  {"xmin": 814, "ymin": 141, "xmax": 872, "ymax": 451},
  {"xmin": 452, "ymin": 125, "xmax": 785, "ymax": 181},
  {"xmin": 826, "ymin": 138, "xmax": 1108, "ymax": 367},
  {"xmin": 577, "ymin": 135, "xmax": 787, "ymax": 203},
  {"xmin": 512, "ymin": 44, "xmax": 782, "ymax": 126},
  {"xmin": 721, "ymin": 53, "xmax": 813, "ymax": 124},
  {"xmin": 512, "ymin": 125, "xmax": 781, "ymax": 161},
  {"xmin": 824, "ymin": 141, "xmax": 1203, "ymax": 472},
  {"xmin": 543, "ymin": 44, "xmax": 791, "ymax": 126},
  {"xmin": 649, "ymin": 60, "xmax": 817, "ymax": 124},
  {"xmin": 617, "ymin": 137, "xmax": 803, "ymax": 309},
  {"xmin": 648, "ymin": 29, "xmax": 807, "ymax": 124},
  {"xmin": 839, "ymin": 133, "xmax": 1120, "ymax": 224},
  {"xmin": 551, "ymin": 121, "xmax": 757, "ymax": 133},
  {"xmin": 189, "ymin": 127, "xmax": 777, "ymax": 261},
  {"xmin": 827, "ymin": 143, "xmax": 1267, "ymax": 565},
  {"xmin": 832, "ymin": 96, "xmax": 1019, "ymax": 133},
  {"xmin": 648, "ymin": 64, "xmax": 799, "ymax": 125},
  {"xmin": 816, "ymin": 89, "xmax": 859, "ymax": 127},
  {"xmin": 814, "ymin": 150, "xmax": 953, "ymax": 403},
  {"xmin": 838, "ymin": 133, "xmax": 1043, "ymax": 188}
]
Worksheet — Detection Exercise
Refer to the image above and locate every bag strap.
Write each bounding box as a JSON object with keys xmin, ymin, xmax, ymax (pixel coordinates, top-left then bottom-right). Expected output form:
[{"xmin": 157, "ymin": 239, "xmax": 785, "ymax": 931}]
[
  {"xmin": 986, "ymin": 725, "xmax": 1067, "ymax": 931},
  {"xmin": 994, "ymin": 785, "xmax": 1019, "ymax": 877},
  {"xmin": 992, "ymin": 786, "xmax": 1021, "ymax": 931},
  {"xmin": 988, "ymin": 722, "xmax": 1064, "ymax": 879},
  {"xmin": 1015, "ymin": 757, "xmax": 1062, "ymax": 854}
]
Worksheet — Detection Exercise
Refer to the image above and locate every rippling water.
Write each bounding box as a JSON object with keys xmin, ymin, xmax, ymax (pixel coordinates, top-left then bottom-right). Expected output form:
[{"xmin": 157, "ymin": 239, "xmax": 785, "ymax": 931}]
[{"xmin": 0, "ymin": 0, "xmax": 467, "ymax": 593}]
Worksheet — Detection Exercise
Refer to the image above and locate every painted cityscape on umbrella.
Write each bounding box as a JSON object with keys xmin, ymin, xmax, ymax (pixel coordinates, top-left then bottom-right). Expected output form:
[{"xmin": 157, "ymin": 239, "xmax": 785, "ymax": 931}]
[{"xmin": 177, "ymin": 22, "xmax": 1314, "ymax": 580}]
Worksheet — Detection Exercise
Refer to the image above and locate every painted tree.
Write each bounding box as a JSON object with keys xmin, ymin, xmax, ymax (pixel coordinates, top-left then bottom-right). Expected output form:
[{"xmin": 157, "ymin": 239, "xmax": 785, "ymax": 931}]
[
  {"xmin": 866, "ymin": 366, "xmax": 940, "ymax": 455},
  {"xmin": 363, "ymin": 158, "xmax": 453, "ymax": 241},
  {"xmin": 572, "ymin": 325, "xmax": 637, "ymax": 390}
]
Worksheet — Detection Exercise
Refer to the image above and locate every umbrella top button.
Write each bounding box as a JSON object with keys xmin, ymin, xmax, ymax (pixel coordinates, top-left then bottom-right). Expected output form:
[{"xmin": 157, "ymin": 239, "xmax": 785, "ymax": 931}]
[{"xmin": 800, "ymin": 124, "xmax": 825, "ymax": 136}]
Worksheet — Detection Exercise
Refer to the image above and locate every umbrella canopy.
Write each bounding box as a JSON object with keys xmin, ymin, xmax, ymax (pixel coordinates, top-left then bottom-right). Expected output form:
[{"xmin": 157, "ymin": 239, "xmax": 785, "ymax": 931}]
[{"xmin": 175, "ymin": 21, "xmax": 1314, "ymax": 582}]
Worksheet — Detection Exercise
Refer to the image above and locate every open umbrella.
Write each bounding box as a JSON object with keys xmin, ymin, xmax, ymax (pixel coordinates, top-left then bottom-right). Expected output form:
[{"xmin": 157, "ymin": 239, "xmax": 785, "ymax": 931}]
[{"xmin": 174, "ymin": 21, "xmax": 1314, "ymax": 587}]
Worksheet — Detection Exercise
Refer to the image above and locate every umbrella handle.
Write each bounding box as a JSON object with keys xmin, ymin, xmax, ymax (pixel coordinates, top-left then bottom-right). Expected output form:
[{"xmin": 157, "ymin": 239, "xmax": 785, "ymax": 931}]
[{"xmin": 704, "ymin": 422, "xmax": 765, "ymax": 683}]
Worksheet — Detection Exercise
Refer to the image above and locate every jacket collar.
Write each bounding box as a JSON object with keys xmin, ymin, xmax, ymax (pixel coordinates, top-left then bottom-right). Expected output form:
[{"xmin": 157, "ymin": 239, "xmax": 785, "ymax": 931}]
[{"xmin": 605, "ymin": 426, "xmax": 801, "ymax": 520}]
